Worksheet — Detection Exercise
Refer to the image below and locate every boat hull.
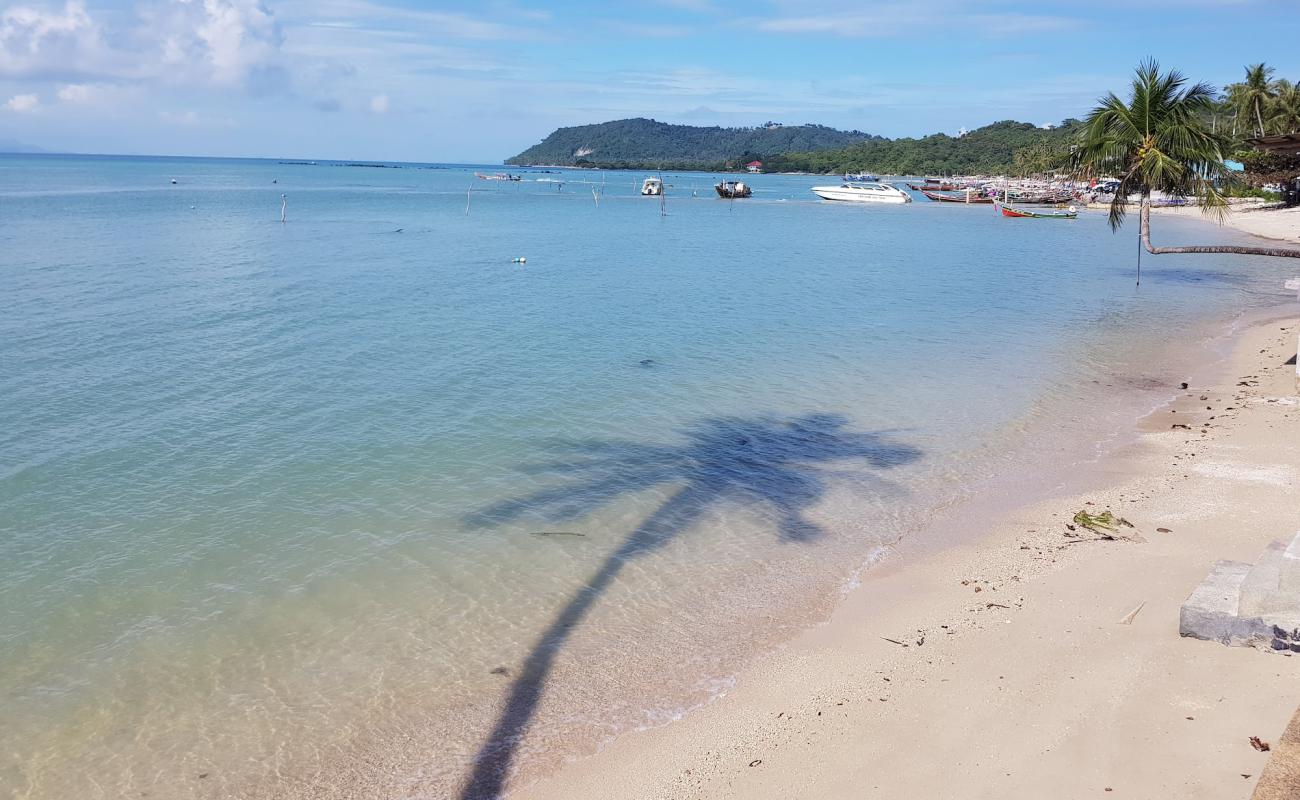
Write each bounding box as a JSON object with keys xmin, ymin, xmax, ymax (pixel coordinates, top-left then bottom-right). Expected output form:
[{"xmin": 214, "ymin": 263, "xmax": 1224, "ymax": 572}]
[
  {"xmin": 995, "ymin": 201, "xmax": 1077, "ymax": 219},
  {"xmin": 715, "ymin": 184, "xmax": 752, "ymax": 199},
  {"xmin": 921, "ymin": 189, "xmax": 993, "ymax": 204},
  {"xmin": 811, "ymin": 184, "xmax": 911, "ymax": 204}
]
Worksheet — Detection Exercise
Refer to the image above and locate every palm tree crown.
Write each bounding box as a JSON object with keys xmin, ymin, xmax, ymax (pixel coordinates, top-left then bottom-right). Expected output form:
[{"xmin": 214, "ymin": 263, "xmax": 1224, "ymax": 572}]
[
  {"xmin": 1240, "ymin": 62, "xmax": 1277, "ymax": 137},
  {"xmin": 1269, "ymin": 79, "xmax": 1300, "ymax": 134},
  {"xmin": 1076, "ymin": 60, "xmax": 1300, "ymax": 262},
  {"xmin": 1075, "ymin": 59, "xmax": 1230, "ymax": 230}
]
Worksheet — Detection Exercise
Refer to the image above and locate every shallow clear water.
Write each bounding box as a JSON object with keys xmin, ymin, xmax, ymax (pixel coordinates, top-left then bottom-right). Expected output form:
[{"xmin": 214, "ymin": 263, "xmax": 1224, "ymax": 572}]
[{"xmin": 1, "ymin": 154, "xmax": 1295, "ymax": 798}]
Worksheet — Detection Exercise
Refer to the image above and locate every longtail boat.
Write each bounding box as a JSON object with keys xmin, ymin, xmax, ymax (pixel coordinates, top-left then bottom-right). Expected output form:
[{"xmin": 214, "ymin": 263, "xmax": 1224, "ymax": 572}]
[
  {"xmin": 994, "ymin": 200, "xmax": 1077, "ymax": 219},
  {"xmin": 921, "ymin": 188, "xmax": 993, "ymax": 204},
  {"xmin": 1004, "ymin": 188, "xmax": 1077, "ymax": 204}
]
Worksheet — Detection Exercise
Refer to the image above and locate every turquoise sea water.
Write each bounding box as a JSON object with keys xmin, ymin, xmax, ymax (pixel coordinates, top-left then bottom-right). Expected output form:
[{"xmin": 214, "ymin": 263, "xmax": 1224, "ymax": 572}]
[{"xmin": 1, "ymin": 154, "xmax": 1295, "ymax": 798}]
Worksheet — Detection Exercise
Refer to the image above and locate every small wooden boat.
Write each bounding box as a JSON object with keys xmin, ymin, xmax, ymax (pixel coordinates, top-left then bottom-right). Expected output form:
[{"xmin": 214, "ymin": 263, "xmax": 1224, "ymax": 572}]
[
  {"xmin": 921, "ymin": 188, "xmax": 993, "ymax": 204},
  {"xmin": 1003, "ymin": 188, "xmax": 1077, "ymax": 204},
  {"xmin": 994, "ymin": 200, "xmax": 1077, "ymax": 219},
  {"xmin": 715, "ymin": 180, "xmax": 752, "ymax": 199},
  {"xmin": 475, "ymin": 172, "xmax": 522, "ymax": 181}
]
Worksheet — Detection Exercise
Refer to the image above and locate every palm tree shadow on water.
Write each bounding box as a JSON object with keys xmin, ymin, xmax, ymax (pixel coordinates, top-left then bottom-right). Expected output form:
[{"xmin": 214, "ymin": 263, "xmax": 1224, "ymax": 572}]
[{"xmin": 457, "ymin": 412, "xmax": 922, "ymax": 799}]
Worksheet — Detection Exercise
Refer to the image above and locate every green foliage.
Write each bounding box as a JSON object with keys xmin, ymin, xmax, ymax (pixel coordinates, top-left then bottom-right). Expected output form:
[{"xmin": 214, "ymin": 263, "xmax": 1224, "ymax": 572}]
[
  {"xmin": 1072, "ymin": 509, "xmax": 1133, "ymax": 535},
  {"xmin": 505, "ymin": 118, "xmax": 878, "ymax": 167},
  {"xmin": 1236, "ymin": 148, "xmax": 1300, "ymax": 185},
  {"xmin": 1219, "ymin": 62, "xmax": 1300, "ymax": 139},
  {"xmin": 759, "ymin": 120, "xmax": 1084, "ymax": 175},
  {"xmin": 1074, "ymin": 59, "xmax": 1231, "ymax": 229},
  {"xmin": 1220, "ymin": 183, "xmax": 1282, "ymax": 200},
  {"xmin": 508, "ymin": 117, "xmax": 1089, "ymax": 175}
]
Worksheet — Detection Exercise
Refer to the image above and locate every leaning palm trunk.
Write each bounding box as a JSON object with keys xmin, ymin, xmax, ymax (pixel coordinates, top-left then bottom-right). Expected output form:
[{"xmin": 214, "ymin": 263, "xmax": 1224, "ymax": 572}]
[{"xmin": 1139, "ymin": 200, "xmax": 1300, "ymax": 258}]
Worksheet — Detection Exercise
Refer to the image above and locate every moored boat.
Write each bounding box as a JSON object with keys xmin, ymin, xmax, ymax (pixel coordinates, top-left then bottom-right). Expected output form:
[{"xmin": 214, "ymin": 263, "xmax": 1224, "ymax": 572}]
[
  {"xmin": 715, "ymin": 180, "xmax": 752, "ymax": 198},
  {"xmin": 641, "ymin": 177, "xmax": 664, "ymax": 196},
  {"xmin": 811, "ymin": 182, "xmax": 911, "ymax": 204},
  {"xmin": 994, "ymin": 199, "xmax": 1078, "ymax": 219},
  {"xmin": 921, "ymin": 188, "xmax": 994, "ymax": 204}
]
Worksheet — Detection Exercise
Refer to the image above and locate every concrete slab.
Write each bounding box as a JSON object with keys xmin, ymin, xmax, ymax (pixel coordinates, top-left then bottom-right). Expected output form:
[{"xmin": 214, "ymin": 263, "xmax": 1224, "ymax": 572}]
[
  {"xmin": 1240, "ymin": 541, "xmax": 1288, "ymax": 618},
  {"xmin": 1182, "ymin": 541, "xmax": 1300, "ymax": 652},
  {"xmin": 1180, "ymin": 560, "xmax": 1253, "ymax": 644}
]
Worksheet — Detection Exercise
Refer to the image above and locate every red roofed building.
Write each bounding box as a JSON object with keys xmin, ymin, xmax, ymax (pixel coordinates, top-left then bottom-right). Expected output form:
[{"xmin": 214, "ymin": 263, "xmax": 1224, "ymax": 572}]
[{"xmin": 745, "ymin": 160, "xmax": 763, "ymax": 173}]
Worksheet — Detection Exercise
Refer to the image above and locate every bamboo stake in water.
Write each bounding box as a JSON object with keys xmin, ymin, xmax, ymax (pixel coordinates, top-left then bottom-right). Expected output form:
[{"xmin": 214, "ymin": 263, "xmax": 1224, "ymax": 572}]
[
  {"xmin": 1136, "ymin": 222, "xmax": 1142, "ymax": 287},
  {"xmin": 280, "ymin": 194, "xmax": 286, "ymax": 223}
]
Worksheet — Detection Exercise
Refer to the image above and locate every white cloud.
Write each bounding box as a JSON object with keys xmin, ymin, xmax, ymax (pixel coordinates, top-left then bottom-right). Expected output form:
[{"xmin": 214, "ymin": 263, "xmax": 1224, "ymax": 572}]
[
  {"xmin": 279, "ymin": 0, "xmax": 538, "ymax": 40},
  {"xmin": 369, "ymin": 92, "xmax": 388, "ymax": 113},
  {"xmin": 743, "ymin": 1, "xmax": 1079, "ymax": 39},
  {"xmin": 158, "ymin": 108, "xmax": 234, "ymax": 127},
  {"xmin": 57, "ymin": 83, "xmax": 91, "ymax": 103},
  {"xmin": 3, "ymin": 92, "xmax": 39, "ymax": 112},
  {"xmin": 0, "ymin": 0, "xmax": 284, "ymax": 88},
  {"xmin": 0, "ymin": 1, "xmax": 115, "ymax": 79},
  {"xmin": 147, "ymin": 0, "xmax": 285, "ymax": 87}
]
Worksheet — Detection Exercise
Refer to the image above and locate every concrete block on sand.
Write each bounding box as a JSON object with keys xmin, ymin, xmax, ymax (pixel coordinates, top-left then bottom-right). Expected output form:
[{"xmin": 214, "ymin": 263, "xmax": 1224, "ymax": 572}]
[
  {"xmin": 1181, "ymin": 532, "xmax": 1300, "ymax": 652},
  {"xmin": 1252, "ymin": 706, "xmax": 1300, "ymax": 800},
  {"xmin": 1180, "ymin": 560, "xmax": 1255, "ymax": 644}
]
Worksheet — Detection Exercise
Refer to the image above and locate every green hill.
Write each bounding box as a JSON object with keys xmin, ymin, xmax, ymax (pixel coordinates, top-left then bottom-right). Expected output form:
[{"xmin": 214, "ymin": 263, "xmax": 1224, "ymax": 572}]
[
  {"xmin": 505, "ymin": 118, "xmax": 1085, "ymax": 175},
  {"xmin": 505, "ymin": 118, "xmax": 878, "ymax": 169},
  {"xmin": 766, "ymin": 119, "xmax": 1086, "ymax": 175}
]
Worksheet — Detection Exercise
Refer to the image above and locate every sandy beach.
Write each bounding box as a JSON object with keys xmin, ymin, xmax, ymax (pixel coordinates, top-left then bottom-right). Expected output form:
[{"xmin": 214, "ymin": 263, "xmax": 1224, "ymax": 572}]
[
  {"xmin": 1152, "ymin": 200, "xmax": 1300, "ymax": 243},
  {"xmin": 503, "ymin": 222, "xmax": 1300, "ymax": 799}
]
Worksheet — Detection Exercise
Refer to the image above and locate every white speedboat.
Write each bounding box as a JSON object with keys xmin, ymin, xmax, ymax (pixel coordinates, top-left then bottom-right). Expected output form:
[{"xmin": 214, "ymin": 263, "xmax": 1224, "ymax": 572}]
[
  {"xmin": 810, "ymin": 182, "xmax": 911, "ymax": 204},
  {"xmin": 640, "ymin": 177, "xmax": 664, "ymax": 196}
]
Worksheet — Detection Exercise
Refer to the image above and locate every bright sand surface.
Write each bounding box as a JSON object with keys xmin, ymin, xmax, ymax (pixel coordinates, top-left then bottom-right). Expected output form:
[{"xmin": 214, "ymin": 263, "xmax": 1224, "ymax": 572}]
[
  {"xmin": 1152, "ymin": 200, "xmax": 1300, "ymax": 244},
  {"xmin": 507, "ymin": 249, "xmax": 1300, "ymax": 797}
]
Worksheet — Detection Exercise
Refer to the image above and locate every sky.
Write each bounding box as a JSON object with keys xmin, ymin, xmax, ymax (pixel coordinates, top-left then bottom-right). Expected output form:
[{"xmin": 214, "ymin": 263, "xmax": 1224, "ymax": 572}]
[{"xmin": 1, "ymin": 0, "xmax": 1298, "ymax": 163}]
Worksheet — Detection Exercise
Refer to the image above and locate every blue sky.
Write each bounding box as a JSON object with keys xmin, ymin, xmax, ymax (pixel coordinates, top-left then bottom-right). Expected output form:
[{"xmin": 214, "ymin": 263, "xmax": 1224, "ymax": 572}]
[{"xmin": 1, "ymin": 0, "xmax": 1298, "ymax": 162}]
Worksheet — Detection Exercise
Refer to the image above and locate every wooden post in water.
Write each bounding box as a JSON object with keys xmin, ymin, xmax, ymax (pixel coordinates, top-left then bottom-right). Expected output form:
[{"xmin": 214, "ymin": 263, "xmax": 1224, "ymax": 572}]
[
  {"xmin": 280, "ymin": 194, "xmax": 286, "ymax": 223},
  {"xmin": 1136, "ymin": 220, "xmax": 1143, "ymax": 288}
]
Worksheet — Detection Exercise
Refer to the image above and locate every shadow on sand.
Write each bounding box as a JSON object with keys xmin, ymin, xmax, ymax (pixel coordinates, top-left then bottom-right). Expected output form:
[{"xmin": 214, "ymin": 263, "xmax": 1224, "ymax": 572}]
[{"xmin": 457, "ymin": 412, "xmax": 922, "ymax": 799}]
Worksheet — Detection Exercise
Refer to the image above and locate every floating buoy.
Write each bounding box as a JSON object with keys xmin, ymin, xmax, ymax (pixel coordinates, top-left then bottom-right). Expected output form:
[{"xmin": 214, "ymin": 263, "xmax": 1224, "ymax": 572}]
[
  {"xmin": 170, "ymin": 178, "xmax": 178, "ymax": 184},
  {"xmin": 512, "ymin": 257, "xmax": 527, "ymax": 264}
]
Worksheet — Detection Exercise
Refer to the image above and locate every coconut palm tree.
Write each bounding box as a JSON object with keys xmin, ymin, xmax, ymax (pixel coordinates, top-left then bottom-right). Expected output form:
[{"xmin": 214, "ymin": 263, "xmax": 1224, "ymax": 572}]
[
  {"xmin": 1239, "ymin": 62, "xmax": 1277, "ymax": 137},
  {"xmin": 1075, "ymin": 59, "xmax": 1300, "ymax": 262},
  {"xmin": 1222, "ymin": 82, "xmax": 1248, "ymax": 138},
  {"xmin": 1269, "ymin": 78, "xmax": 1300, "ymax": 134}
]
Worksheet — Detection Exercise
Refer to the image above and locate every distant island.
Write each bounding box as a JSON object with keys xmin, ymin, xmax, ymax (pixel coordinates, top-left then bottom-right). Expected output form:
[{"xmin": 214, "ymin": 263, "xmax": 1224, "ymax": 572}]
[
  {"xmin": 505, "ymin": 118, "xmax": 879, "ymax": 170},
  {"xmin": 506, "ymin": 117, "xmax": 1083, "ymax": 175},
  {"xmin": 0, "ymin": 138, "xmax": 46, "ymax": 154}
]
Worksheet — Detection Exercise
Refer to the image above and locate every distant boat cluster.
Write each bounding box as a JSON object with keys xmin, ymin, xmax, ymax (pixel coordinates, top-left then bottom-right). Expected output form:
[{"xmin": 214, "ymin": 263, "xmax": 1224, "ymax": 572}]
[{"xmin": 626, "ymin": 170, "xmax": 1105, "ymax": 218}]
